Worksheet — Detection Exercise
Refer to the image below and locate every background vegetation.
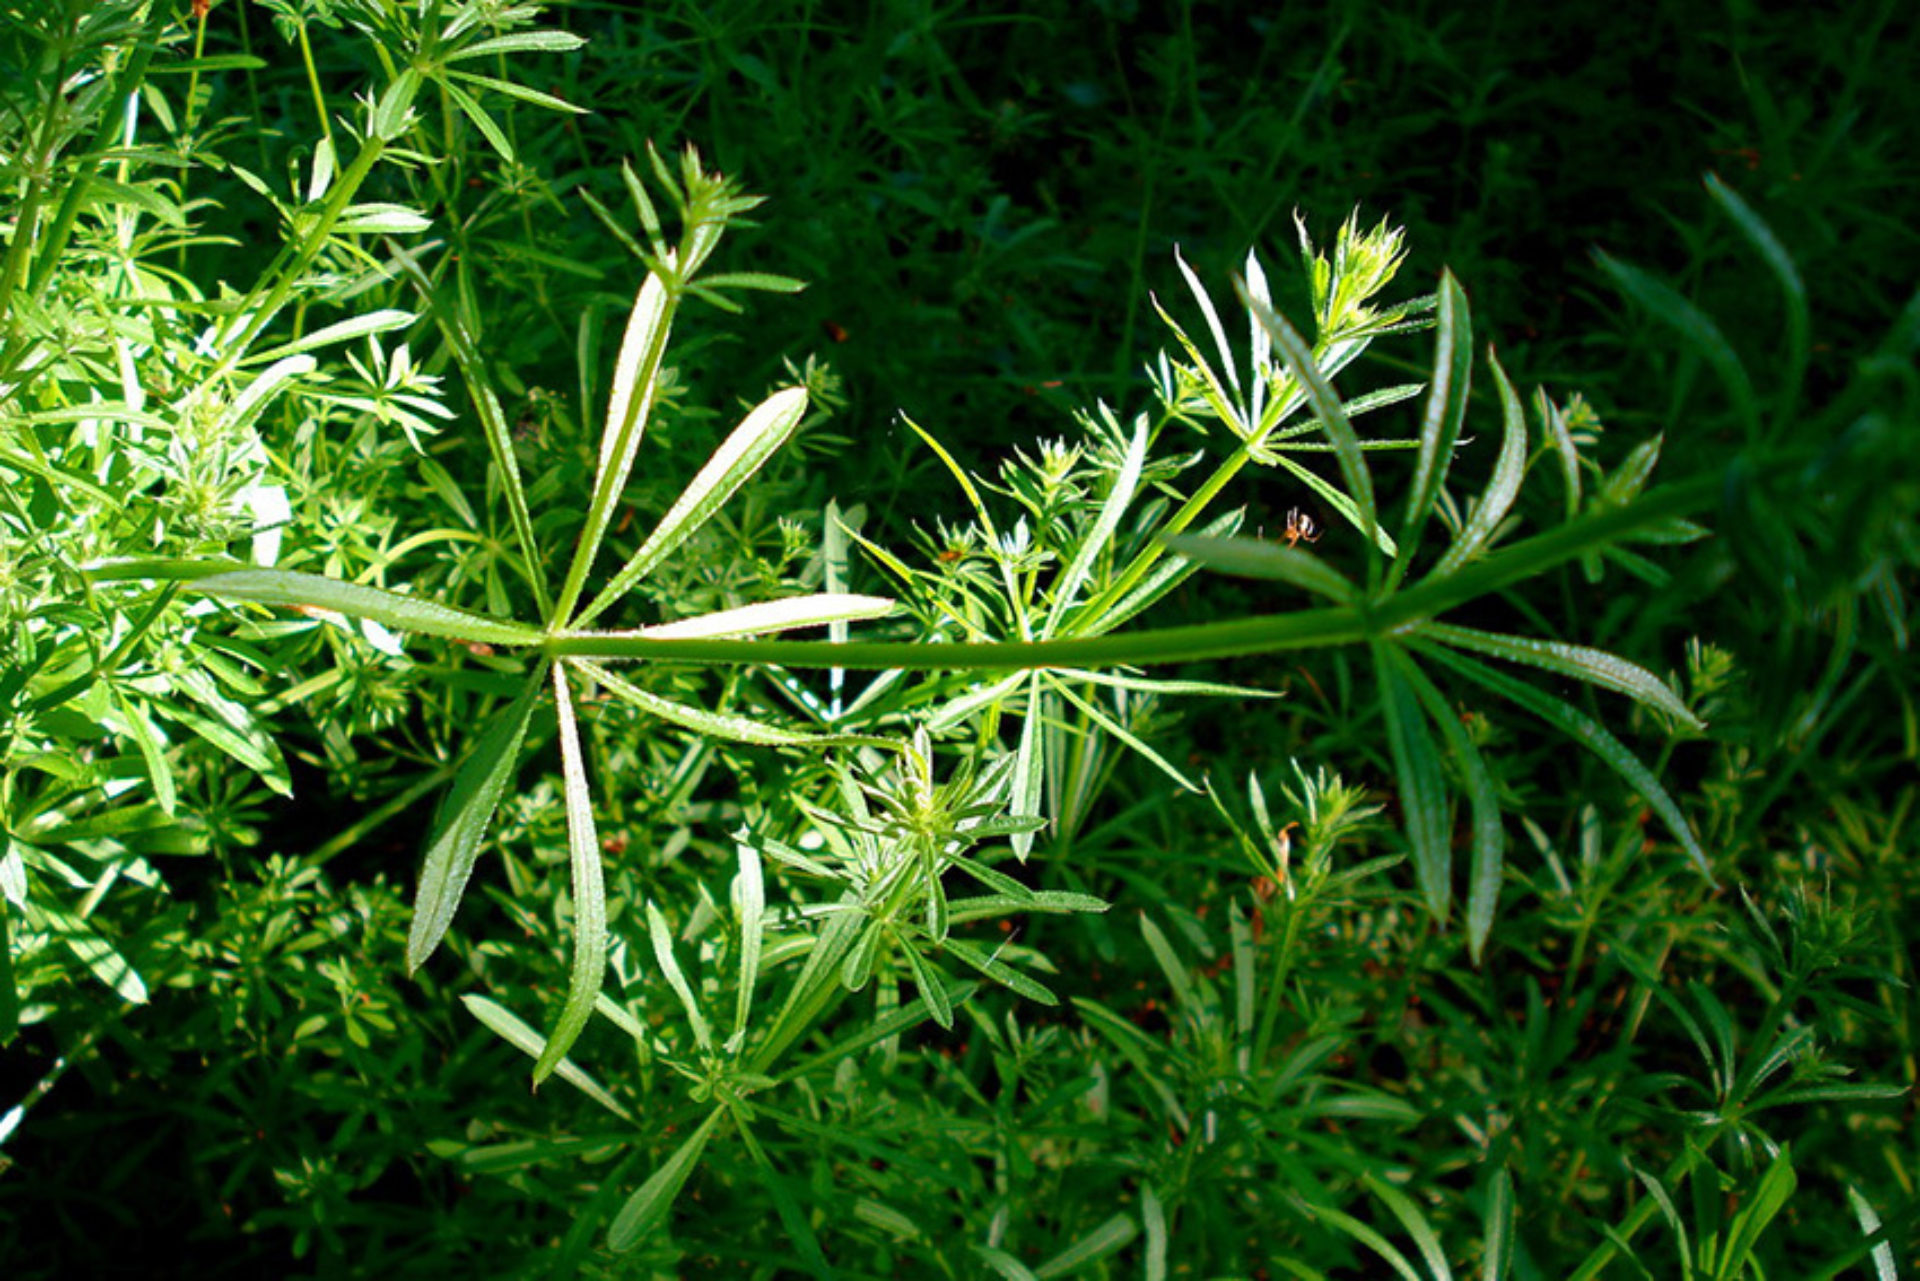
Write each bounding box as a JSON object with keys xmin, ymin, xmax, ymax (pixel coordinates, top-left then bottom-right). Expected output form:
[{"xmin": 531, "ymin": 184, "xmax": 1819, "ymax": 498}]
[{"xmin": 1, "ymin": 0, "xmax": 1915, "ymax": 1276}]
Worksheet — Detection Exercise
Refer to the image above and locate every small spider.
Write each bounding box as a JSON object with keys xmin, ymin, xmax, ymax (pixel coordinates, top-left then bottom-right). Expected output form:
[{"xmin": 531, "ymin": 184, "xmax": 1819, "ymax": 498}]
[{"xmin": 1282, "ymin": 507, "xmax": 1321, "ymax": 549}]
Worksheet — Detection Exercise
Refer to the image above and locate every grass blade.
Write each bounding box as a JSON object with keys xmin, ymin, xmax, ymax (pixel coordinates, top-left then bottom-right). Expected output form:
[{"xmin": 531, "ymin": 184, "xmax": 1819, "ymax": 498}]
[
  {"xmin": 1483, "ymin": 1167, "xmax": 1514, "ymax": 1281},
  {"xmin": 1010, "ymin": 674, "xmax": 1046, "ymax": 859},
  {"xmin": 1596, "ymin": 250, "xmax": 1759, "ymax": 441},
  {"xmin": 1703, "ymin": 172, "xmax": 1808, "ymax": 438},
  {"xmin": 647, "ymin": 900, "xmax": 713, "ymax": 1051},
  {"xmin": 1366, "ymin": 1173, "xmax": 1455, "ymax": 1281}
]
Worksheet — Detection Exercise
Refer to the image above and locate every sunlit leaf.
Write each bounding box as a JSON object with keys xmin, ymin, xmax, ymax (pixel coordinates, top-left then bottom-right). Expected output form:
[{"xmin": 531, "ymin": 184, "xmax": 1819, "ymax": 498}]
[
  {"xmin": 531, "ymin": 664, "xmax": 609, "ymax": 1085},
  {"xmin": 405, "ymin": 666, "xmax": 544, "ymax": 969},
  {"xmin": 578, "ymin": 385, "xmax": 809, "ymax": 626},
  {"xmin": 192, "ymin": 569, "xmax": 543, "ymax": 647}
]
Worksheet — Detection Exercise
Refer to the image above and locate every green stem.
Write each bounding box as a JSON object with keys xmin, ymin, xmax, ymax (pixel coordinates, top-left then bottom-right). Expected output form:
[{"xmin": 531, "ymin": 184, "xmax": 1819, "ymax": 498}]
[
  {"xmin": 1253, "ymin": 895, "xmax": 1309, "ymax": 1065},
  {"xmin": 543, "ymin": 470, "xmax": 1727, "ymax": 672},
  {"xmin": 1073, "ymin": 443, "xmax": 1254, "ymax": 632},
  {"xmin": 219, "ymin": 135, "xmax": 391, "ymax": 362}
]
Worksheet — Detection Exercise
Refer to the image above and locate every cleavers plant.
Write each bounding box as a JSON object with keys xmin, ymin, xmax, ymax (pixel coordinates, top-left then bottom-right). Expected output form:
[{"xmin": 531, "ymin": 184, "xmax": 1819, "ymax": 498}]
[{"xmin": 93, "ymin": 145, "xmax": 1726, "ymax": 1248}]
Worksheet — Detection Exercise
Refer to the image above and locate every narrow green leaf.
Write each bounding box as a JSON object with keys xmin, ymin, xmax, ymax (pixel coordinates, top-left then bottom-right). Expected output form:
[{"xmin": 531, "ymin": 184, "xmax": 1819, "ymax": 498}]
[
  {"xmin": 112, "ymin": 689, "xmax": 176, "ymax": 815},
  {"xmin": 390, "ymin": 241, "xmax": 549, "ymax": 619},
  {"xmin": 532, "ymin": 665, "xmax": 608, "ymax": 1085},
  {"xmin": 899, "ymin": 941, "xmax": 954, "ymax": 1029},
  {"xmin": 1099, "ymin": 508, "xmax": 1244, "ymax": 631},
  {"xmin": 973, "ymin": 1244, "xmax": 1042, "ymax": 1281},
  {"xmin": 1139, "ymin": 915, "xmax": 1195, "ymax": 1011},
  {"xmin": 1294, "ymin": 1197, "xmax": 1425, "ymax": 1281},
  {"xmin": 731, "ymin": 844, "xmax": 765, "ymax": 1047},
  {"xmin": 648, "ymin": 900, "xmax": 713, "ymax": 1051},
  {"xmin": 1162, "ymin": 533, "xmax": 1357, "ymax": 603},
  {"xmin": 556, "ymin": 272, "xmax": 673, "ymax": 623},
  {"xmin": 445, "ymin": 30, "xmax": 588, "ymax": 59},
  {"xmin": 1010, "ymin": 675, "xmax": 1046, "ymax": 859},
  {"xmin": 1719, "ymin": 1146, "xmax": 1796, "ymax": 1280},
  {"xmin": 1703, "ymin": 172, "xmax": 1808, "ymax": 437},
  {"xmin": 607, "ymin": 1108, "xmax": 725, "ymax": 1251},
  {"xmin": 695, "ymin": 271, "xmax": 807, "ymax": 293},
  {"xmin": 246, "ymin": 309, "xmax": 412, "ymax": 364},
  {"xmin": 1538, "ymin": 390, "xmax": 1582, "ymax": 524},
  {"xmin": 442, "ymin": 76, "xmax": 514, "ymax": 163},
  {"xmin": 1046, "ymin": 412, "xmax": 1147, "ymax": 638},
  {"xmin": 191, "ymin": 569, "xmax": 543, "ymax": 647},
  {"xmin": 1391, "ymin": 648, "xmax": 1506, "ymax": 962},
  {"xmin": 1432, "ymin": 347, "xmax": 1528, "ymax": 577},
  {"xmin": 1059, "ymin": 667, "xmax": 1280, "ymax": 701},
  {"xmin": 1392, "ymin": 270, "xmax": 1473, "ymax": 589},
  {"xmin": 1143, "ymin": 1182, "xmax": 1169, "ymax": 1281},
  {"xmin": 443, "ymin": 69, "xmax": 590, "ymax": 116},
  {"xmin": 407, "ymin": 667, "xmax": 544, "ymax": 969},
  {"xmin": 578, "ymin": 386, "xmax": 809, "ymax": 627},
  {"xmin": 1375, "ymin": 640, "xmax": 1453, "ymax": 923},
  {"xmin": 1416, "ymin": 642, "xmax": 1712, "ymax": 881},
  {"xmin": 1845, "ymin": 1184, "xmax": 1898, "ymax": 1281},
  {"xmin": 1244, "ymin": 284, "xmax": 1381, "ymax": 569},
  {"xmin": 1050, "ymin": 678, "xmax": 1199, "ymax": 793},
  {"xmin": 1033, "ymin": 1212, "xmax": 1139, "ymax": 1279},
  {"xmin": 776, "ymin": 981, "xmax": 977, "ymax": 1082},
  {"xmin": 731, "ymin": 1113, "xmax": 833, "ymax": 1276},
  {"xmin": 1425, "ymin": 622, "xmax": 1701, "ymax": 730},
  {"xmin": 25, "ymin": 898, "xmax": 147, "ymax": 1003},
  {"xmin": 750, "ymin": 902, "xmax": 864, "ymax": 1074},
  {"xmin": 925, "ymin": 671, "xmax": 1030, "ymax": 734},
  {"xmin": 461, "ymin": 995, "xmax": 632, "ymax": 1120},
  {"xmin": 1366, "ymin": 1173, "xmax": 1454, "ymax": 1281},
  {"xmin": 611, "ymin": 593, "xmax": 894, "ymax": 639},
  {"xmin": 577, "ymin": 659, "xmax": 891, "ymax": 750},
  {"xmin": 1632, "ymin": 1167, "xmax": 1692, "ymax": 1280},
  {"xmin": 372, "ymin": 68, "xmax": 421, "ymax": 140},
  {"xmin": 1174, "ymin": 247, "xmax": 1245, "ymax": 404},
  {"xmin": 944, "ymin": 937, "xmax": 1056, "ymax": 1005},
  {"xmin": 1596, "ymin": 251, "xmax": 1759, "ymax": 440},
  {"xmin": 1482, "ymin": 1168, "xmax": 1515, "ymax": 1281}
]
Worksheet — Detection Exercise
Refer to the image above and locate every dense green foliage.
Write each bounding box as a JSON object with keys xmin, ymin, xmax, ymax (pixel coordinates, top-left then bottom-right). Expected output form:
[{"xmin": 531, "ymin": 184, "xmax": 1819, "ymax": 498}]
[{"xmin": 2, "ymin": 1, "xmax": 1915, "ymax": 1277}]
